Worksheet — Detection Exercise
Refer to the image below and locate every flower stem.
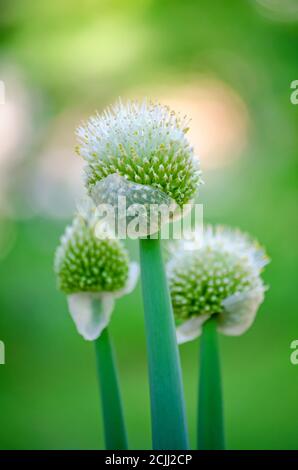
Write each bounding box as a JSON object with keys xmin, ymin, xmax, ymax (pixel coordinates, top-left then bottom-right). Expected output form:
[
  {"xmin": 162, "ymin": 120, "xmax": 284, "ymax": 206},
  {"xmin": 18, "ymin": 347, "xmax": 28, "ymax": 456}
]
[
  {"xmin": 94, "ymin": 326, "xmax": 128, "ymax": 450},
  {"xmin": 197, "ymin": 316, "xmax": 225, "ymax": 449},
  {"xmin": 139, "ymin": 236, "xmax": 189, "ymax": 450}
]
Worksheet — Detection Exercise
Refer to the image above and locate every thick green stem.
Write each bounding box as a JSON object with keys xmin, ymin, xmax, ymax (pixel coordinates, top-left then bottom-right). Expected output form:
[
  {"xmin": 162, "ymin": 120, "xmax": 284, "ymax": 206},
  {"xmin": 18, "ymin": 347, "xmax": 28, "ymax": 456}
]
[
  {"xmin": 139, "ymin": 236, "xmax": 189, "ymax": 450},
  {"xmin": 94, "ymin": 327, "xmax": 128, "ymax": 450},
  {"xmin": 197, "ymin": 316, "xmax": 225, "ymax": 450}
]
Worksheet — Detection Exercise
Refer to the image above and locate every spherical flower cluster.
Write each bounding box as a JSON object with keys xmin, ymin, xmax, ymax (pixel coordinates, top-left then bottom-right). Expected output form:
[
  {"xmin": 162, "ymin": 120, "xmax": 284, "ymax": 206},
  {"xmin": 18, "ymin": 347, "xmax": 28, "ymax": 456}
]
[
  {"xmin": 55, "ymin": 214, "xmax": 129, "ymax": 294},
  {"xmin": 76, "ymin": 100, "xmax": 202, "ymax": 207},
  {"xmin": 167, "ymin": 226, "xmax": 269, "ymax": 342},
  {"xmin": 54, "ymin": 207, "xmax": 139, "ymax": 341}
]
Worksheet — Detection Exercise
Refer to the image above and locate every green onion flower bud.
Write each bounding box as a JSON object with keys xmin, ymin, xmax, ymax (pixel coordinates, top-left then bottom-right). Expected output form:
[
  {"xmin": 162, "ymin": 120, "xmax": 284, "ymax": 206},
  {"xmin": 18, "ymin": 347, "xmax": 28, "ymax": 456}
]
[
  {"xmin": 76, "ymin": 100, "xmax": 202, "ymax": 236},
  {"xmin": 167, "ymin": 226, "xmax": 269, "ymax": 343},
  {"xmin": 54, "ymin": 206, "xmax": 139, "ymax": 340}
]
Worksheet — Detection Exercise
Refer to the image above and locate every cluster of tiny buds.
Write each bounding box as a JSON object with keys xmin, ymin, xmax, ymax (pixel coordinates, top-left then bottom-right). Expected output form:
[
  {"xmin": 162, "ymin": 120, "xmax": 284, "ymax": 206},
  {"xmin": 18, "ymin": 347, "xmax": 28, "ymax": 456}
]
[
  {"xmin": 54, "ymin": 215, "xmax": 129, "ymax": 294},
  {"xmin": 76, "ymin": 100, "xmax": 202, "ymax": 206},
  {"xmin": 168, "ymin": 228, "xmax": 268, "ymax": 322}
]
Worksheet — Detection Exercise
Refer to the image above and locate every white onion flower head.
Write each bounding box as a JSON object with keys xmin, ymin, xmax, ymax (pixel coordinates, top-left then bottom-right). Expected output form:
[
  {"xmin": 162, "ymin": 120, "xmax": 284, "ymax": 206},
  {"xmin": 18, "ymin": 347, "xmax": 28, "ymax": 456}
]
[
  {"xmin": 54, "ymin": 205, "xmax": 139, "ymax": 341},
  {"xmin": 167, "ymin": 225, "xmax": 269, "ymax": 343},
  {"xmin": 76, "ymin": 100, "xmax": 202, "ymax": 235}
]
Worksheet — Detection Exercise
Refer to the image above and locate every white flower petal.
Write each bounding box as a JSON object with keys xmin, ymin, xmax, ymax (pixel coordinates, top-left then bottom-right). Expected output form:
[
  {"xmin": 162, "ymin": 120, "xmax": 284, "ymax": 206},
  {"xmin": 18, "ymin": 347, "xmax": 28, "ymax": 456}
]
[
  {"xmin": 67, "ymin": 292, "xmax": 115, "ymax": 341},
  {"xmin": 113, "ymin": 262, "xmax": 139, "ymax": 299},
  {"xmin": 66, "ymin": 263, "xmax": 138, "ymax": 341},
  {"xmin": 218, "ymin": 287, "xmax": 265, "ymax": 336},
  {"xmin": 176, "ymin": 315, "xmax": 210, "ymax": 344}
]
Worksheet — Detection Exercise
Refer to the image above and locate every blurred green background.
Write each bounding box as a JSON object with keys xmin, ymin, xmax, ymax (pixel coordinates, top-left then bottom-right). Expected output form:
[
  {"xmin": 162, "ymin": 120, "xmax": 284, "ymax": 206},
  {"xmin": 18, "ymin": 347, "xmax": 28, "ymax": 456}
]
[{"xmin": 0, "ymin": 0, "xmax": 297, "ymax": 450}]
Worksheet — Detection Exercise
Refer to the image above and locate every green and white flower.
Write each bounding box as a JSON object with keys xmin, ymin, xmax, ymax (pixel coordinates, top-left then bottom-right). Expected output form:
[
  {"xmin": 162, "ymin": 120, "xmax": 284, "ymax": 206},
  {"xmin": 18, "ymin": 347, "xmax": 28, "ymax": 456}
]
[
  {"xmin": 54, "ymin": 206, "xmax": 139, "ymax": 340},
  {"xmin": 167, "ymin": 226, "xmax": 269, "ymax": 343},
  {"xmin": 76, "ymin": 100, "xmax": 202, "ymax": 235}
]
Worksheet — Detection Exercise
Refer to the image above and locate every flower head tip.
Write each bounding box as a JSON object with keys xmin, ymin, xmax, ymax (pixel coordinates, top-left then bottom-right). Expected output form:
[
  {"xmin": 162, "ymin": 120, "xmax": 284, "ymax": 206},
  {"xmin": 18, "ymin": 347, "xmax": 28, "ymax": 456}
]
[{"xmin": 76, "ymin": 99, "xmax": 202, "ymax": 207}]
